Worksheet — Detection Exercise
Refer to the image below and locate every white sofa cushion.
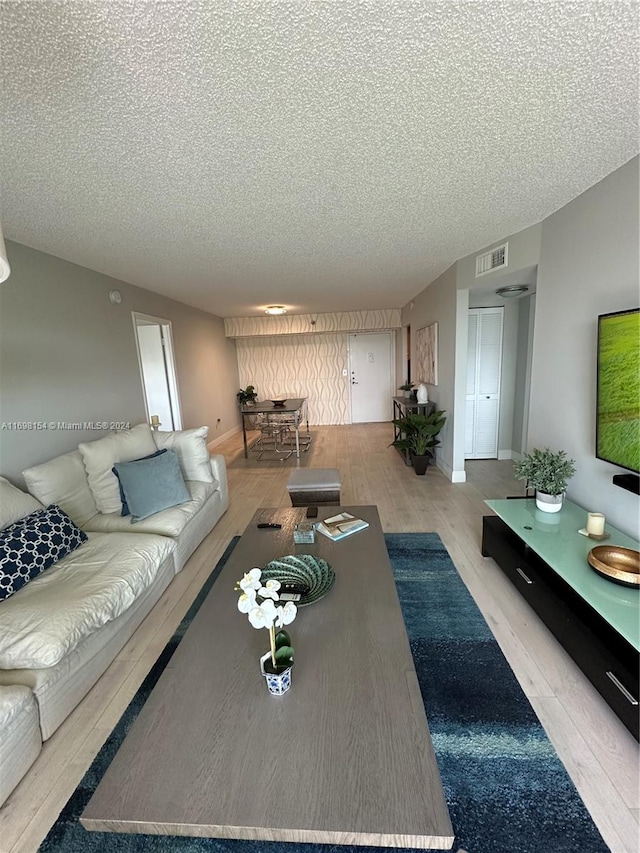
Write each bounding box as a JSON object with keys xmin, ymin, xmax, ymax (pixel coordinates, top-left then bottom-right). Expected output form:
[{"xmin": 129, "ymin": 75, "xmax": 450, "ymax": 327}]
[
  {"xmin": 152, "ymin": 426, "xmax": 214, "ymax": 484},
  {"xmin": 0, "ymin": 477, "xmax": 44, "ymax": 530},
  {"xmin": 0, "ymin": 531, "xmax": 175, "ymax": 670},
  {"xmin": 84, "ymin": 480, "xmax": 214, "ymax": 537},
  {"xmin": 0, "ymin": 685, "xmax": 41, "ymax": 807},
  {"xmin": 23, "ymin": 450, "xmax": 99, "ymax": 527},
  {"xmin": 78, "ymin": 424, "xmax": 156, "ymax": 514}
]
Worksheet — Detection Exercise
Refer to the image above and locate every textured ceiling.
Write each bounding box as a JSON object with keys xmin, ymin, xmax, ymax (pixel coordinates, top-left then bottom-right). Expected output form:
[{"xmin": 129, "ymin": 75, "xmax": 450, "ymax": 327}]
[{"xmin": 1, "ymin": 1, "xmax": 637, "ymax": 318}]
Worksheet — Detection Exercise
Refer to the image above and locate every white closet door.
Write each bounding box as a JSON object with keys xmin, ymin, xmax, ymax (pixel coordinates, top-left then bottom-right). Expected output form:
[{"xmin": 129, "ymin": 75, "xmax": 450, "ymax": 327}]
[
  {"xmin": 465, "ymin": 313, "xmax": 478, "ymax": 456},
  {"xmin": 466, "ymin": 307, "xmax": 503, "ymax": 458}
]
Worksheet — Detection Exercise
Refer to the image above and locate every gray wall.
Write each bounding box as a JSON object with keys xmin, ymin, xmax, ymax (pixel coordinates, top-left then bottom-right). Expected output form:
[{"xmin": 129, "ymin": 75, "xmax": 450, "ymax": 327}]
[
  {"xmin": 529, "ymin": 156, "xmax": 639, "ymax": 537},
  {"xmin": 0, "ymin": 241, "xmax": 240, "ymax": 484},
  {"xmin": 400, "ymin": 263, "xmax": 458, "ymax": 475},
  {"xmin": 512, "ymin": 295, "xmax": 534, "ymax": 456},
  {"xmin": 401, "ymin": 157, "xmax": 639, "ymax": 538}
]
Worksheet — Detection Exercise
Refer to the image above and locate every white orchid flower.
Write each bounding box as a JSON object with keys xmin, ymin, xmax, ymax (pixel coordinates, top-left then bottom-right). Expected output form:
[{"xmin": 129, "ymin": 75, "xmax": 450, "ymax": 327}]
[
  {"xmin": 258, "ymin": 579, "xmax": 281, "ymax": 600},
  {"xmin": 239, "ymin": 568, "xmax": 262, "ymax": 592},
  {"xmin": 237, "ymin": 587, "xmax": 257, "ymax": 613},
  {"xmin": 275, "ymin": 601, "xmax": 297, "ymax": 627},
  {"xmin": 248, "ymin": 598, "xmax": 277, "ymax": 630}
]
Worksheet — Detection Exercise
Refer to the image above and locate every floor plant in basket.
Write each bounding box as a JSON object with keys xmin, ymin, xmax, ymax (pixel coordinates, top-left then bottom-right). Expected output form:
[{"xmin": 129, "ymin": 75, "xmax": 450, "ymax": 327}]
[{"xmin": 236, "ymin": 568, "xmax": 296, "ymax": 694}]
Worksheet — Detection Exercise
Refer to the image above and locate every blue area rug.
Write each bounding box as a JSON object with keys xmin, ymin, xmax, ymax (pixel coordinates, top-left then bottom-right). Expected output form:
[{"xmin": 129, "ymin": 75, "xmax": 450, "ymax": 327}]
[{"xmin": 39, "ymin": 533, "xmax": 607, "ymax": 853}]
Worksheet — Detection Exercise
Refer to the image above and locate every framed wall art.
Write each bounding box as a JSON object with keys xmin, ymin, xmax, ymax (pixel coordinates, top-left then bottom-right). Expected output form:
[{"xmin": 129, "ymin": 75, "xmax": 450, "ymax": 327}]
[{"xmin": 416, "ymin": 322, "xmax": 438, "ymax": 385}]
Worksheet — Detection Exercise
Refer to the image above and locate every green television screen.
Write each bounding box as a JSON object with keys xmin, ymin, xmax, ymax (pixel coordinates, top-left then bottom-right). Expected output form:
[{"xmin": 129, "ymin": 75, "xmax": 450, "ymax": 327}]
[{"xmin": 596, "ymin": 308, "xmax": 640, "ymax": 474}]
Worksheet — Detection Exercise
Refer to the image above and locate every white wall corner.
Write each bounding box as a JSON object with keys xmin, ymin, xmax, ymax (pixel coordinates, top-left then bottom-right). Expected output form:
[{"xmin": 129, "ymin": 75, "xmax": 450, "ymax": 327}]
[
  {"xmin": 498, "ymin": 450, "xmax": 513, "ymax": 460},
  {"xmin": 511, "ymin": 450, "xmax": 524, "ymax": 462},
  {"xmin": 435, "ymin": 457, "xmax": 467, "ymax": 483}
]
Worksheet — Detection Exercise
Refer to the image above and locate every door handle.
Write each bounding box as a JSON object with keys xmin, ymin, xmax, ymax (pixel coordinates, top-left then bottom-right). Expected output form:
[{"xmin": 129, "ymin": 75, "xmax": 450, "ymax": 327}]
[
  {"xmin": 515, "ymin": 567, "xmax": 533, "ymax": 584},
  {"xmin": 606, "ymin": 671, "xmax": 638, "ymax": 705}
]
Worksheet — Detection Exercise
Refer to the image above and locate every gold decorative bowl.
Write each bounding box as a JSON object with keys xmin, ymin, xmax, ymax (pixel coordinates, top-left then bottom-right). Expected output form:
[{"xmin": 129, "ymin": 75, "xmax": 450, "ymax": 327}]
[{"xmin": 587, "ymin": 545, "xmax": 640, "ymax": 587}]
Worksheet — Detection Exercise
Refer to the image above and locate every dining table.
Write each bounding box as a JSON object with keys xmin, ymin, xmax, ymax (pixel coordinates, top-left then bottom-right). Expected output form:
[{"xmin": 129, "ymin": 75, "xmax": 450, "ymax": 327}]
[{"xmin": 240, "ymin": 397, "xmax": 309, "ymax": 459}]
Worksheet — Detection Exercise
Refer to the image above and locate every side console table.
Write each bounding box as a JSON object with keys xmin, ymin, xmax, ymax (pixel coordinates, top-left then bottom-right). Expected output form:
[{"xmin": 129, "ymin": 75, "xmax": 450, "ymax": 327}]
[
  {"xmin": 392, "ymin": 397, "xmax": 435, "ymax": 466},
  {"xmin": 482, "ymin": 498, "xmax": 639, "ymax": 739}
]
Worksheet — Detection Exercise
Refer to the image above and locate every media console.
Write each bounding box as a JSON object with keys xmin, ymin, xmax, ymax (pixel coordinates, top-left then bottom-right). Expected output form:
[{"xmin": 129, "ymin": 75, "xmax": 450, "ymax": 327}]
[{"xmin": 482, "ymin": 498, "xmax": 639, "ymax": 740}]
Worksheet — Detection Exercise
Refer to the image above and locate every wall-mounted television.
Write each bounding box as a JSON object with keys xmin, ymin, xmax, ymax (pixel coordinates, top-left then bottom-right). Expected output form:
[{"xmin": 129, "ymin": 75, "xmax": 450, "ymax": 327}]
[{"xmin": 596, "ymin": 308, "xmax": 640, "ymax": 474}]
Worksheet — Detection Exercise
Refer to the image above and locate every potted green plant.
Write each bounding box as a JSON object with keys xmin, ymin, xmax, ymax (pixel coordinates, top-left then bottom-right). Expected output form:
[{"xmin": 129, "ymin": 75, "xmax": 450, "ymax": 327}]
[
  {"xmin": 513, "ymin": 447, "xmax": 576, "ymax": 513},
  {"xmin": 236, "ymin": 568, "xmax": 296, "ymax": 695},
  {"xmin": 237, "ymin": 385, "xmax": 258, "ymax": 406},
  {"xmin": 398, "ymin": 382, "xmax": 414, "ymax": 399},
  {"xmin": 390, "ymin": 410, "xmax": 447, "ymax": 475}
]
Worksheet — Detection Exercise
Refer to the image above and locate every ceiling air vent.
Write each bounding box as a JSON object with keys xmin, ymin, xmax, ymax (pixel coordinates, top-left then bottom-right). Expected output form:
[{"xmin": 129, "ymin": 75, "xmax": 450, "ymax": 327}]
[{"xmin": 475, "ymin": 242, "xmax": 508, "ymax": 277}]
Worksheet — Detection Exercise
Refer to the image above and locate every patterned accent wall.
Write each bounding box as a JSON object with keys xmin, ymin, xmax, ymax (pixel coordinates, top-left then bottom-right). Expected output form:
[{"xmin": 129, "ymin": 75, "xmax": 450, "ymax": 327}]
[
  {"xmin": 236, "ymin": 335, "xmax": 351, "ymax": 424},
  {"xmin": 225, "ymin": 309, "xmax": 400, "ymax": 338}
]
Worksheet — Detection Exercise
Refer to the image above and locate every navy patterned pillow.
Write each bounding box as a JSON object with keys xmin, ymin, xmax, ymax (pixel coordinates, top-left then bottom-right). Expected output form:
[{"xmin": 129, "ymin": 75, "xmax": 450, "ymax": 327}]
[{"xmin": 0, "ymin": 504, "xmax": 88, "ymax": 601}]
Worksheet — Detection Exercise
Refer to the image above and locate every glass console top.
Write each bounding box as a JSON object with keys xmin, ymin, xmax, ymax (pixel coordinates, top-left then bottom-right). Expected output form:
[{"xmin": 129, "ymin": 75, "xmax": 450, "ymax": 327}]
[{"xmin": 485, "ymin": 498, "xmax": 639, "ymax": 650}]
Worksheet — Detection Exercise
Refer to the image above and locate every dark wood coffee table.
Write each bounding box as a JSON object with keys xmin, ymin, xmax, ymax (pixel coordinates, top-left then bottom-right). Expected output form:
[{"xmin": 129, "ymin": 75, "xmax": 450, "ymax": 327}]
[{"xmin": 81, "ymin": 506, "xmax": 454, "ymax": 849}]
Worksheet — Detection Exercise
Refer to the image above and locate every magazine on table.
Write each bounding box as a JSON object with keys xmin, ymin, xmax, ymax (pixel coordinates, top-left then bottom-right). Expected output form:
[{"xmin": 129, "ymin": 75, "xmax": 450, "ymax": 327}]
[{"xmin": 316, "ymin": 512, "xmax": 369, "ymax": 541}]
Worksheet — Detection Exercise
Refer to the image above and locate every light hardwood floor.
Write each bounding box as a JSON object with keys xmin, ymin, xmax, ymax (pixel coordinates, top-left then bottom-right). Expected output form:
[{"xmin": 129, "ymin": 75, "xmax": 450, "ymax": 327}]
[{"xmin": 1, "ymin": 424, "xmax": 638, "ymax": 853}]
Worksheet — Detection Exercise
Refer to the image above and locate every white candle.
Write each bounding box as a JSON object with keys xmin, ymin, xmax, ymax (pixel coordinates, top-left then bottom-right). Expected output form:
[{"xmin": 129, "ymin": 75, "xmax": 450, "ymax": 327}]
[
  {"xmin": 586, "ymin": 512, "xmax": 605, "ymax": 536},
  {"xmin": 150, "ymin": 415, "xmax": 160, "ymax": 426}
]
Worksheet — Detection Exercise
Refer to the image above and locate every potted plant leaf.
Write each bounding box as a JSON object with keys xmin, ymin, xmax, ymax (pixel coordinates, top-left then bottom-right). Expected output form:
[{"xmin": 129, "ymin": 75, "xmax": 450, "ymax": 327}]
[
  {"xmin": 237, "ymin": 385, "xmax": 258, "ymax": 407},
  {"xmin": 513, "ymin": 447, "xmax": 576, "ymax": 512},
  {"xmin": 236, "ymin": 568, "xmax": 296, "ymax": 695},
  {"xmin": 390, "ymin": 410, "xmax": 447, "ymax": 475},
  {"xmin": 398, "ymin": 382, "xmax": 414, "ymax": 399}
]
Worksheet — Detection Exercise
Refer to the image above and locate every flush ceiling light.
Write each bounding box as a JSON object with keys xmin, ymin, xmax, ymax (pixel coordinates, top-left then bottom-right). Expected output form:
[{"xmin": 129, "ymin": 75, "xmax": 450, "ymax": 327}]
[
  {"xmin": 495, "ymin": 285, "xmax": 529, "ymax": 298},
  {"xmin": 264, "ymin": 305, "xmax": 287, "ymax": 315}
]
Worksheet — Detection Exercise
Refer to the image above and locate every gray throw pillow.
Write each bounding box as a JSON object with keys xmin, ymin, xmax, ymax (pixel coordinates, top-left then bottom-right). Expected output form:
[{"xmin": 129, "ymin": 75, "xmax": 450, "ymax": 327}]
[{"xmin": 113, "ymin": 449, "xmax": 190, "ymax": 522}]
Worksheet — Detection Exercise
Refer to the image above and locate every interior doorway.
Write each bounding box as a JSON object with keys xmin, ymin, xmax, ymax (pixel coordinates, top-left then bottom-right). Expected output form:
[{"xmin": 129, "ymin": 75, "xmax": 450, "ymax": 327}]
[
  {"xmin": 465, "ymin": 307, "xmax": 504, "ymax": 459},
  {"xmin": 132, "ymin": 313, "xmax": 182, "ymax": 431},
  {"xmin": 348, "ymin": 332, "xmax": 394, "ymax": 423}
]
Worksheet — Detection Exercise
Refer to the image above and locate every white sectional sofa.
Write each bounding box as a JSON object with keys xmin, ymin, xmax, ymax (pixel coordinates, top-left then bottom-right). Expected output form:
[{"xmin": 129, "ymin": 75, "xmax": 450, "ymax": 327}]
[{"xmin": 0, "ymin": 424, "xmax": 229, "ymax": 807}]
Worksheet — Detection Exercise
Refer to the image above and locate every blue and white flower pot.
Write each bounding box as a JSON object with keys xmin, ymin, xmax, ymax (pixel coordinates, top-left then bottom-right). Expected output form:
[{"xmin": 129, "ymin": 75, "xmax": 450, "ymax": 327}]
[{"xmin": 260, "ymin": 652, "xmax": 293, "ymax": 695}]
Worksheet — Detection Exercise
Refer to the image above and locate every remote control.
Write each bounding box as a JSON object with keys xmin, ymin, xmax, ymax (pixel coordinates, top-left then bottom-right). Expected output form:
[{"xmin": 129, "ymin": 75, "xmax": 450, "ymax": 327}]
[
  {"xmin": 257, "ymin": 523, "xmax": 282, "ymax": 529},
  {"xmin": 306, "ymin": 506, "xmax": 318, "ymax": 518}
]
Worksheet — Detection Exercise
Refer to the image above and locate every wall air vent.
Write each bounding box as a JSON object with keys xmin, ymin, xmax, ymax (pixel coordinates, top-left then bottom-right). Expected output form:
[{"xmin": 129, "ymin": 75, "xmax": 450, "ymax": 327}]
[{"xmin": 475, "ymin": 242, "xmax": 508, "ymax": 277}]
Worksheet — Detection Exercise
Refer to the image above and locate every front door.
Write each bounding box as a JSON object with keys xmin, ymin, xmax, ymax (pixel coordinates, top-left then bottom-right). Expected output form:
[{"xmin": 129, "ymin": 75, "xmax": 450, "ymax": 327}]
[{"xmin": 348, "ymin": 333, "xmax": 394, "ymax": 423}]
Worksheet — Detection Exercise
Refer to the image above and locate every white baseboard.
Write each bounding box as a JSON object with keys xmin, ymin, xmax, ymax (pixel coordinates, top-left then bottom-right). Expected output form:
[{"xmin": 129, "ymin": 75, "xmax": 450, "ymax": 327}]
[
  {"xmin": 207, "ymin": 425, "xmax": 240, "ymax": 450},
  {"xmin": 511, "ymin": 450, "xmax": 524, "ymax": 462},
  {"xmin": 498, "ymin": 449, "xmax": 513, "ymax": 461},
  {"xmin": 436, "ymin": 458, "xmax": 467, "ymax": 483}
]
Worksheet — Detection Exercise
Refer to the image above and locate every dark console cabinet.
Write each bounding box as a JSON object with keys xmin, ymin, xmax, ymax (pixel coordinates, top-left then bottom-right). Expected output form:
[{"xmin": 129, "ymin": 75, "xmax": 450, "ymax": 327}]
[{"xmin": 482, "ymin": 513, "xmax": 639, "ymax": 740}]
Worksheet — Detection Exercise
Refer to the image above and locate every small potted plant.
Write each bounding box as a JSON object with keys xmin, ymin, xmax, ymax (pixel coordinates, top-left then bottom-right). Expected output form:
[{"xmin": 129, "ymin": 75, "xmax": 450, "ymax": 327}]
[
  {"xmin": 399, "ymin": 382, "xmax": 414, "ymax": 399},
  {"xmin": 513, "ymin": 447, "xmax": 577, "ymax": 513},
  {"xmin": 237, "ymin": 385, "xmax": 258, "ymax": 407},
  {"xmin": 236, "ymin": 568, "xmax": 296, "ymax": 695},
  {"xmin": 390, "ymin": 410, "xmax": 447, "ymax": 475}
]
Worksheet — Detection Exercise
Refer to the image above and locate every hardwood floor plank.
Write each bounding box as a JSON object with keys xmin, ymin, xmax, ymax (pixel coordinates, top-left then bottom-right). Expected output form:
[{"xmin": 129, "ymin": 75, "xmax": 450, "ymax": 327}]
[{"xmin": 530, "ymin": 695, "xmax": 639, "ymax": 853}]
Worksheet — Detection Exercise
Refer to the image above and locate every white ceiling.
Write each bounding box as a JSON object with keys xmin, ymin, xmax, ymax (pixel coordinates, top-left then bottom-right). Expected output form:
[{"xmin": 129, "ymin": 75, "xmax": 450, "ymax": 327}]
[{"xmin": 1, "ymin": 1, "xmax": 637, "ymax": 318}]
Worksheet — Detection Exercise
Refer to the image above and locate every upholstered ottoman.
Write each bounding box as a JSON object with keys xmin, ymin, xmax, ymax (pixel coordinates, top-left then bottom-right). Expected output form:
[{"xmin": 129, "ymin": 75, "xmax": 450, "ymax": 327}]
[
  {"xmin": 0, "ymin": 685, "xmax": 42, "ymax": 807},
  {"xmin": 287, "ymin": 468, "xmax": 341, "ymax": 507}
]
